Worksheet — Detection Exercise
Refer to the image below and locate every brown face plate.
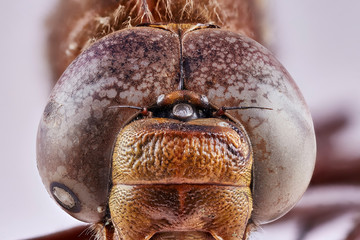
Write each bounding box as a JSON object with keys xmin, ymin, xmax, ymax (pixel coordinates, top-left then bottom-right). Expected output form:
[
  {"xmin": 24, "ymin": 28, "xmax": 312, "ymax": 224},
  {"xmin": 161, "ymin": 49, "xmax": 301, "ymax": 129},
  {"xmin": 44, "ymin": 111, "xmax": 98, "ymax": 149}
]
[
  {"xmin": 109, "ymin": 116, "xmax": 253, "ymax": 238},
  {"xmin": 110, "ymin": 184, "xmax": 252, "ymax": 239},
  {"xmin": 111, "ymin": 118, "xmax": 252, "ymax": 186}
]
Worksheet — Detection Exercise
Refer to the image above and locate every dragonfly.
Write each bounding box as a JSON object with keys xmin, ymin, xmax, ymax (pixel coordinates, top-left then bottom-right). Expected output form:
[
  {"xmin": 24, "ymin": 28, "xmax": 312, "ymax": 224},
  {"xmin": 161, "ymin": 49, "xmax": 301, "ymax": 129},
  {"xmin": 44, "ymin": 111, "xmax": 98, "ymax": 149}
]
[{"xmin": 32, "ymin": 0, "xmax": 319, "ymax": 239}]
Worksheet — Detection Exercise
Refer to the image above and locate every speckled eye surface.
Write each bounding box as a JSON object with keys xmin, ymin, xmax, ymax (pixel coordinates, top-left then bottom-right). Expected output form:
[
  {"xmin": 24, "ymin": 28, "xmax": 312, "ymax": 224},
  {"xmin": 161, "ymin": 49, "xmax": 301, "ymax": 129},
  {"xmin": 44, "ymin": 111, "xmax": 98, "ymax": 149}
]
[
  {"xmin": 182, "ymin": 29, "xmax": 316, "ymax": 223},
  {"xmin": 37, "ymin": 24, "xmax": 316, "ymax": 227},
  {"xmin": 37, "ymin": 27, "xmax": 181, "ymax": 222}
]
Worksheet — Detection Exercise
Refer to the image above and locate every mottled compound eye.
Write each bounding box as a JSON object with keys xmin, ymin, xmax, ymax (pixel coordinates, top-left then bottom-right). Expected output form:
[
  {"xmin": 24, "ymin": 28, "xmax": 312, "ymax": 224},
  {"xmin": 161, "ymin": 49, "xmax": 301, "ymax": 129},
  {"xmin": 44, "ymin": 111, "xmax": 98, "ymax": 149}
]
[{"xmin": 37, "ymin": 23, "xmax": 316, "ymax": 236}]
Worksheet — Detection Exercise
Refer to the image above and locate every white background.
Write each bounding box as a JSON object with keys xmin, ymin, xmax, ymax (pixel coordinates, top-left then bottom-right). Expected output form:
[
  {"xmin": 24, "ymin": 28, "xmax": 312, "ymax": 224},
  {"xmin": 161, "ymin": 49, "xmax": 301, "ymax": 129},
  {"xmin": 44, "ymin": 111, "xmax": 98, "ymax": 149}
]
[{"xmin": 0, "ymin": 1, "xmax": 359, "ymax": 239}]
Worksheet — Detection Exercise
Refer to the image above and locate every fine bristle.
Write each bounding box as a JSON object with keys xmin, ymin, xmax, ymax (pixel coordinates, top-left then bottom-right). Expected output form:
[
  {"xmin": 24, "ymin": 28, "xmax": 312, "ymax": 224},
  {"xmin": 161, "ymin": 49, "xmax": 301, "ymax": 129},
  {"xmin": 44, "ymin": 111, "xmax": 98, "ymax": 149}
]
[
  {"xmin": 86, "ymin": 224, "xmax": 103, "ymax": 240},
  {"xmin": 89, "ymin": 222, "xmax": 117, "ymax": 240}
]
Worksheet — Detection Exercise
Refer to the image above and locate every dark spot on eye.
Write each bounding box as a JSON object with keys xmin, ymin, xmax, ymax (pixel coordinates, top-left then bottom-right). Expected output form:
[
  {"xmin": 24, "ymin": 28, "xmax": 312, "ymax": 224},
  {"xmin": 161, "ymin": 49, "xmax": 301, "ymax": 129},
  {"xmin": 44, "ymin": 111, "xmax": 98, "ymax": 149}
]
[
  {"xmin": 43, "ymin": 101, "xmax": 55, "ymax": 119},
  {"xmin": 183, "ymin": 57, "xmax": 191, "ymax": 79},
  {"xmin": 43, "ymin": 100, "xmax": 63, "ymax": 122},
  {"xmin": 50, "ymin": 182, "xmax": 81, "ymax": 213},
  {"xmin": 205, "ymin": 81, "xmax": 214, "ymax": 87},
  {"xmin": 107, "ymin": 66, "xmax": 118, "ymax": 74}
]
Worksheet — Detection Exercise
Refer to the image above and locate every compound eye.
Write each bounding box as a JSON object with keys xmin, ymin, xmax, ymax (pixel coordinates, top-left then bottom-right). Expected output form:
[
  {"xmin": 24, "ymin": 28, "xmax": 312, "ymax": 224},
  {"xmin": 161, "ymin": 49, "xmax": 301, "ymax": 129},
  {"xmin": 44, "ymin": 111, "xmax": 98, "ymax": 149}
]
[
  {"xmin": 172, "ymin": 103, "xmax": 194, "ymax": 120},
  {"xmin": 182, "ymin": 29, "xmax": 317, "ymax": 224},
  {"xmin": 36, "ymin": 27, "xmax": 181, "ymax": 223}
]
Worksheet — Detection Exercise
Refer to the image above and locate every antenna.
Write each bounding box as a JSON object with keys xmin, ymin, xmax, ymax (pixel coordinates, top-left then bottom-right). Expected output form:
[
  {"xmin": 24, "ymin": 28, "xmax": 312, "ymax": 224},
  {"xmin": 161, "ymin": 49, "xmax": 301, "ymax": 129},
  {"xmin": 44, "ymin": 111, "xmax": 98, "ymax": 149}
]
[
  {"xmin": 109, "ymin": 105, "xmax": 149, "ymax": 116},
  {"xmin": 214, "ymin": 106, "xmax": 272, "ymax": 116}
]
